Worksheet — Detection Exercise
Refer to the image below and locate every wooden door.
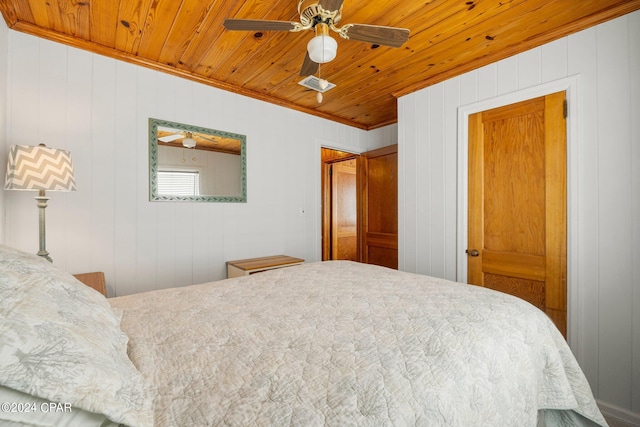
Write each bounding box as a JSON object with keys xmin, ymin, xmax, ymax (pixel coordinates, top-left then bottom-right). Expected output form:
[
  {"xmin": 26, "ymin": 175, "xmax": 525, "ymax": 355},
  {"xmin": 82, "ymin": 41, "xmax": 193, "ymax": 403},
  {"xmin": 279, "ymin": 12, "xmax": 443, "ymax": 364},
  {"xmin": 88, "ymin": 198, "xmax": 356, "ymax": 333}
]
[
  {"xmin": 468, "ymin": 92, "xmax": 567, "ymax": 336},
  {"xmin": 331, "ymin": 159, "xmax": 358, "ymax": 261},
  {"xmin": 361, "ymin": 144, "xmax": 398, "ymax": 269}
]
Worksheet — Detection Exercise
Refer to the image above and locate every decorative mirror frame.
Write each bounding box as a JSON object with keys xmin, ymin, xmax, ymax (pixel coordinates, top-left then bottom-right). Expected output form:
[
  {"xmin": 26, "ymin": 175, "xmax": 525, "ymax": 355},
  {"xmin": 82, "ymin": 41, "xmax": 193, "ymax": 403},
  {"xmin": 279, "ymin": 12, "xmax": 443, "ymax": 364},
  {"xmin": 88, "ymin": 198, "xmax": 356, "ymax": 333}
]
[{"xmin": 149, "ymin": 118, "xmax": 247, "ymax": 202}]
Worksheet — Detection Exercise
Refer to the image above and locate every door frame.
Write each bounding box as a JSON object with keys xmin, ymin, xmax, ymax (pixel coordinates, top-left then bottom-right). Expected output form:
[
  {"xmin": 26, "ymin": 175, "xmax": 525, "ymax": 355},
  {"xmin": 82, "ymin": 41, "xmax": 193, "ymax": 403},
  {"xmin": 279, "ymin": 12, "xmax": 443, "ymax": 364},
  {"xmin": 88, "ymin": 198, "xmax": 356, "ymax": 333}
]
[
  {"xmin": 456, "ymin": 75, "xmax": 580, "ymax": 349},
  {"xmin": 318, "ymin": 143, "xmax": 362, "ymax": 261},
  {"xmin": 321, "ymin": 151, "xmax": 360, "ymax": 261}
]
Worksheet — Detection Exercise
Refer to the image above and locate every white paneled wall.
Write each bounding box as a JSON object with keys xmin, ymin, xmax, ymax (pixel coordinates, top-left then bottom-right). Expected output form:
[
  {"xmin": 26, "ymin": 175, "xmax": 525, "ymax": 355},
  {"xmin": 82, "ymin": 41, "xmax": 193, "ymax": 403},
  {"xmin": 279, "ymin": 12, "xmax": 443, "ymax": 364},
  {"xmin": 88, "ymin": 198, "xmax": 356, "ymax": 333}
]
[
  {"xmin": 399, "ymin": 11, "xmax": 640, "ymax": 422},
  {"xmin": 1, "ymin": 29, "xmax": 396, "ymax": 297},
  {"xmin": 0, "ymin": 20, "xmax": 7, "ymax": 243}
]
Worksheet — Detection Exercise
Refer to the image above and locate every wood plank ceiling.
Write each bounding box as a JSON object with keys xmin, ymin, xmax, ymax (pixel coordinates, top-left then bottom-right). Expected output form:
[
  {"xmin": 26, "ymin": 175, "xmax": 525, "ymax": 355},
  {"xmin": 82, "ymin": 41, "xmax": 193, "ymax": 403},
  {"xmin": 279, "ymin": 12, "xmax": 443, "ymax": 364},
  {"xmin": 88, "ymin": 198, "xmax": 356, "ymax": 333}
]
[{"xmin": 0, "ymin": 0, "xmax": 638, "ymax": 130}]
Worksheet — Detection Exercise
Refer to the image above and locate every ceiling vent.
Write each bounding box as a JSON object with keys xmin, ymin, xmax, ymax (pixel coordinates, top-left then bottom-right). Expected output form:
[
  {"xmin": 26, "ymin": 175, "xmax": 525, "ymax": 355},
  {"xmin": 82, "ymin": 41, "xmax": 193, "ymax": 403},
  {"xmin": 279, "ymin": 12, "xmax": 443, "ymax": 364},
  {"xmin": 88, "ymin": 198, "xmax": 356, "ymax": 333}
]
[{"xmin": 298, "ymin": 75, "xmax": 336, "ymax": 93}]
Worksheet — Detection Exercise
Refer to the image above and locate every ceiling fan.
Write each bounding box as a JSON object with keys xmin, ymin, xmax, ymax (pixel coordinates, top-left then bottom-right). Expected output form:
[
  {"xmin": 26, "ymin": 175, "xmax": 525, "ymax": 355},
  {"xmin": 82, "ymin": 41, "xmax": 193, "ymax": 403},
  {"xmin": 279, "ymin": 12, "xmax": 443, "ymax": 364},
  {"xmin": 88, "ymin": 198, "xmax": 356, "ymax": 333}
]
[
  {"xmin": 223, "ymin": 0, "xmax": 410, "ymax": 77},
  {"xmin": 159, "ymin": 131, "xmax": 222, "ymax": 149},
  {"xmin": 159, "ymin": 131, "xmax": 197, "ymax": 148}
]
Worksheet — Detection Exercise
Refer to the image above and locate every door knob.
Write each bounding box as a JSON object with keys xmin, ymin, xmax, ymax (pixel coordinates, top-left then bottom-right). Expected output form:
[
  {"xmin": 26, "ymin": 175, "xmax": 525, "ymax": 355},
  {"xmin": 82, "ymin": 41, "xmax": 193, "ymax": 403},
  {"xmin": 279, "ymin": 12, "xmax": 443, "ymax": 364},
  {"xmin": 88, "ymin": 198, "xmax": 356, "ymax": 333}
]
[{"xmin": 466, "ymin": 249, "xmax": 480, "ymax": 257}]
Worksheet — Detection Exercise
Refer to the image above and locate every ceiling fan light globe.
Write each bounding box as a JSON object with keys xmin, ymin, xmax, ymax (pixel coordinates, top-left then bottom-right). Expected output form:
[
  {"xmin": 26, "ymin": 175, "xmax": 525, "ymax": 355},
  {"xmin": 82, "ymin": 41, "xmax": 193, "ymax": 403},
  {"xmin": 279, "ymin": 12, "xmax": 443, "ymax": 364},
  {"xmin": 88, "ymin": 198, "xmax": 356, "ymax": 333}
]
[
  {"xmin": 182, "ymin": 137, "xmax": 196, "ymax": 148},
  {"xmin": 307, "ymin": 34, "xmax": 337, "ymax": 64}
]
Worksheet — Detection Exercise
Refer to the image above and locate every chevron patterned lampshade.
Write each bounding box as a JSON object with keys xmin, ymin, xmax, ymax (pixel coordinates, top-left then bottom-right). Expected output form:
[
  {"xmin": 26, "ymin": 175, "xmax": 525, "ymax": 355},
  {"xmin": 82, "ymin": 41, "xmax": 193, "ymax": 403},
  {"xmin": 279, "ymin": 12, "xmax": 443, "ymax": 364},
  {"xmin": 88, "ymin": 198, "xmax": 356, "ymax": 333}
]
[
  {"xmin": 5, "ymin": 144, "xmax": 76, "ymax": 263},
  {"xmin": 5, "ymin": 144, "xmax": 76, "ymax": 191}
]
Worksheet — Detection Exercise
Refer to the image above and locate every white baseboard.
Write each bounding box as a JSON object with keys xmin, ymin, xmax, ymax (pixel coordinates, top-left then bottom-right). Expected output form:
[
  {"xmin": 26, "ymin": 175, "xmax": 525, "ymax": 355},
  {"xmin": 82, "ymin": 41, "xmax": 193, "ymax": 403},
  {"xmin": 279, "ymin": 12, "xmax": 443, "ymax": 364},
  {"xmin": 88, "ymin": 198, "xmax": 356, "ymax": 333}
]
[{"xmin": 598, "ymin": 400, "xmax": 640, "ymax": 426}]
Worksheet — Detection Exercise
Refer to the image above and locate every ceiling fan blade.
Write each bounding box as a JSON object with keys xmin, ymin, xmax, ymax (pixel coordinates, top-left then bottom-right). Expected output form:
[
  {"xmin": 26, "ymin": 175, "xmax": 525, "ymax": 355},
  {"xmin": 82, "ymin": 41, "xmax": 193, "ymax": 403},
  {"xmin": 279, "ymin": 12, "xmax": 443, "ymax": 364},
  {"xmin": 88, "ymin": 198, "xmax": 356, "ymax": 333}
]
[
  {"xmin": 300, "ymin": 52, "xmax": 319, "ymax": 76},
  {"xmin": 223, "ymin": 19, "xmax": 297, "ymax": 31},
  {"xmin": 159, "ymin": 134, "xmax": 183, "ymax": 143},
  {"xmin": 343, "ymin": 24, "xmax": 409, "ymax": 48},
  {"xmin": 318, "ymin": 0, "xmax": 344, "ymax": 11}
]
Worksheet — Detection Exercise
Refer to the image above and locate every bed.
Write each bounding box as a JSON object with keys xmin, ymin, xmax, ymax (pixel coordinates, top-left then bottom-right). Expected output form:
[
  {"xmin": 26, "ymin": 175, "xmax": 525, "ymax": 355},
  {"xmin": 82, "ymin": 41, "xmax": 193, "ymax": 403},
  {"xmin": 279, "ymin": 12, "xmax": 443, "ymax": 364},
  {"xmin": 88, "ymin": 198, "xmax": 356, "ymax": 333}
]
[{"xmin": 0, "ymin": 244, "xmax": 607, "ymax": 426}]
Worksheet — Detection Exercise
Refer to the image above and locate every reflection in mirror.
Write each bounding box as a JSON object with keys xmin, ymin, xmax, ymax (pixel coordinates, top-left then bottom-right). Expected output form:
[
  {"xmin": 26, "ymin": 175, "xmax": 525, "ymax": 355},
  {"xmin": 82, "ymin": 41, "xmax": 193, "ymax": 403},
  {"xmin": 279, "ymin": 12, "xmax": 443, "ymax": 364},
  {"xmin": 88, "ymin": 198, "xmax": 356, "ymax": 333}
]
[{"xmin": 149, "ymin": 118, "xmax": 246, "ymax": 202}]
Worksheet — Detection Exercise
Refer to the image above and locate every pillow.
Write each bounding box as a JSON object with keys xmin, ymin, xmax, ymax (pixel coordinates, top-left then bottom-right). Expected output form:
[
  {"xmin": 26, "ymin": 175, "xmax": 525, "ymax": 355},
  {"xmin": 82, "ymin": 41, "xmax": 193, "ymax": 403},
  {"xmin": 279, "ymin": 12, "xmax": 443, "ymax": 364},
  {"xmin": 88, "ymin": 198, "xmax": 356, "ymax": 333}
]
[{"xmin": 0, "ymin": 245, "xmax": 153, "ymax": 427}]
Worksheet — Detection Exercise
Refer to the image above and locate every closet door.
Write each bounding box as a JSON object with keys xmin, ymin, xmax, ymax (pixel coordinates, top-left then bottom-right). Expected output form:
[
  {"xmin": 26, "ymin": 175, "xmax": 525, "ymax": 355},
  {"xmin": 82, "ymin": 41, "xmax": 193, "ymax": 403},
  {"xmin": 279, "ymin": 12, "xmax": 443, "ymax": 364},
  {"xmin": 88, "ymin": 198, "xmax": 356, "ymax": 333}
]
[{"xmin": 361, "ymin": 144, "xmax": 398, "ymax": 269}]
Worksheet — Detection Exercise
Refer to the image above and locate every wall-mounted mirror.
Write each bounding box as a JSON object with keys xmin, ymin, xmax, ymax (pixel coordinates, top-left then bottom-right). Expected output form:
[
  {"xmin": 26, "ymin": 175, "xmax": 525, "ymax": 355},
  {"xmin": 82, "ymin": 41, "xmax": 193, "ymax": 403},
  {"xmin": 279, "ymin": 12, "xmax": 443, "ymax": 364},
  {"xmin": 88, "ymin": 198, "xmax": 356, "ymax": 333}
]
[{"xmin": 149, "ymin": 118, "xmax": 246, "ymax": 202}]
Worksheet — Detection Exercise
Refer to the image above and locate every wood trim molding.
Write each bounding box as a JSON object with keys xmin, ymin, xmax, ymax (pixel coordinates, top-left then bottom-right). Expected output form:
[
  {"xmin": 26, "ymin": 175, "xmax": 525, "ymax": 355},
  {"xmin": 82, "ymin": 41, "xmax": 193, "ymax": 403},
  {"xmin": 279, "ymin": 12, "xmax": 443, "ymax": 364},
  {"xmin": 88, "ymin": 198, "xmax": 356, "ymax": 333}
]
[{"xmin": 5, "ymin": 20, "xmax": 373, "ymax": 131}]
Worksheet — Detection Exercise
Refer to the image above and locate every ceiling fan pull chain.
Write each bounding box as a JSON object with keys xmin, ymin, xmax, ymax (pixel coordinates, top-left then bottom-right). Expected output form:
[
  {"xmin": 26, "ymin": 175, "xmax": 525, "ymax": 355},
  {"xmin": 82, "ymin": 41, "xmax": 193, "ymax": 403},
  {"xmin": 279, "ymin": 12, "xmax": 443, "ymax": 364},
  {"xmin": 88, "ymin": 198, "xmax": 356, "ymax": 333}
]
[{"xmin": 317, "ymin": 63, "xmax": 324, "ymax": 104}]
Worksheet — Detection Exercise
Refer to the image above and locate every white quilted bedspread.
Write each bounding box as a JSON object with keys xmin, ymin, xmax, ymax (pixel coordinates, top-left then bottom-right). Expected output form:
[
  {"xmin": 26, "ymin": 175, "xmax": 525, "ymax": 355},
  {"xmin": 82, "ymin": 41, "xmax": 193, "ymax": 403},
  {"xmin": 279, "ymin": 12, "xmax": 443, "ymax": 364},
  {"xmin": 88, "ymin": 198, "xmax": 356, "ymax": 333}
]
[{"xmin": 109, "ymin": 261, "xmax": 607, "ymax": 427}]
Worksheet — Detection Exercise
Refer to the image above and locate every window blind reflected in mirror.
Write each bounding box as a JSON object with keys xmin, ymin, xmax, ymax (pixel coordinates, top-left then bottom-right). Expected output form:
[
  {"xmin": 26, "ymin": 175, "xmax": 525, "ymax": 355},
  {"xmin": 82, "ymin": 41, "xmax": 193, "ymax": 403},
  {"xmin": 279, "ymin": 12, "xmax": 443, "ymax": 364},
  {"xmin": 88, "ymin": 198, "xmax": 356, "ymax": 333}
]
[{"xmin": 157, "ymin": 170, "xmax": 200, "ymax": 196}]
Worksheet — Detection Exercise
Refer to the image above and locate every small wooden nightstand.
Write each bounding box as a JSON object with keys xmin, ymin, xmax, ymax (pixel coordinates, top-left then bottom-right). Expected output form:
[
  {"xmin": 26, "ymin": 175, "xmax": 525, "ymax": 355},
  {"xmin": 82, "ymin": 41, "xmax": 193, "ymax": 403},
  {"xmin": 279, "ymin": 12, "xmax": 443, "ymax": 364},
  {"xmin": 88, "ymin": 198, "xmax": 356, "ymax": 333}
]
[
  {"xmin": 226, "ymin": 255, "xmax": 304, "ymax": 278},
  {"xmin": 73, "ymin": 272, "xmax": 107, "ymax": 297}
]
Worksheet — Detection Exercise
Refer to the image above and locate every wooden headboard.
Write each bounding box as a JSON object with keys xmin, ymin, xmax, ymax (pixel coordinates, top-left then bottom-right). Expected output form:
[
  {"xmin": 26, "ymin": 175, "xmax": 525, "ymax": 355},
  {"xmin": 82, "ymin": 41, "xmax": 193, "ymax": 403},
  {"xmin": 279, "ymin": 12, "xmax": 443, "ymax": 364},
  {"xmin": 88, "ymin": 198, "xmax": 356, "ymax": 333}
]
[{"xmin": 73, "ymin": 272, "xmax": 107, "ymax": 297}]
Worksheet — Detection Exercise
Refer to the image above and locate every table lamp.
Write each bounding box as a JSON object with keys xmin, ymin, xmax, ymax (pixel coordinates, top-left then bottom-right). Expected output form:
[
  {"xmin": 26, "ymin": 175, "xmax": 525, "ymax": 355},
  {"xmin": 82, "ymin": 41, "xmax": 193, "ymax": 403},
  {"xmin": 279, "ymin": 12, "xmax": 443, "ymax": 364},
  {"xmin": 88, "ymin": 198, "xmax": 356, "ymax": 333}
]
[{"xmin": 5, "ymin": 144, "xmax": 76, "ymax": 262}]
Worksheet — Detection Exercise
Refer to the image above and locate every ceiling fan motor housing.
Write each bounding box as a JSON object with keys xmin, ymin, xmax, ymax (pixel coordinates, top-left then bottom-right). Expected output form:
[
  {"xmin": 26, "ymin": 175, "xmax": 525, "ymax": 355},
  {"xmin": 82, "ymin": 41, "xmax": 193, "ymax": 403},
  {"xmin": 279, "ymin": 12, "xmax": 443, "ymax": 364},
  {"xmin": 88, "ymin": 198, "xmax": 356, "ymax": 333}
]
[{"xmin": 298, "ymin": 0, "xmax": 342, "ymax": 27}]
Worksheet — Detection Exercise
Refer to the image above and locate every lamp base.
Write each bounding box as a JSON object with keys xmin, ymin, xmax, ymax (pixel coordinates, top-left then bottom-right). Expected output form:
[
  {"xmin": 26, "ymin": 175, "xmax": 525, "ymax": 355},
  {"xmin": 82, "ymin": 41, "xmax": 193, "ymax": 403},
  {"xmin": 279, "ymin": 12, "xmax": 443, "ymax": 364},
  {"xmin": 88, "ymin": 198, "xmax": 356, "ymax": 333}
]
[
  {"xmin": 35, "ymin": 193, "xmax": 52, "ymax": 263},
  {"xmin": 37, "ymin": 250, "xmax": 52, "ymax": 263}
]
